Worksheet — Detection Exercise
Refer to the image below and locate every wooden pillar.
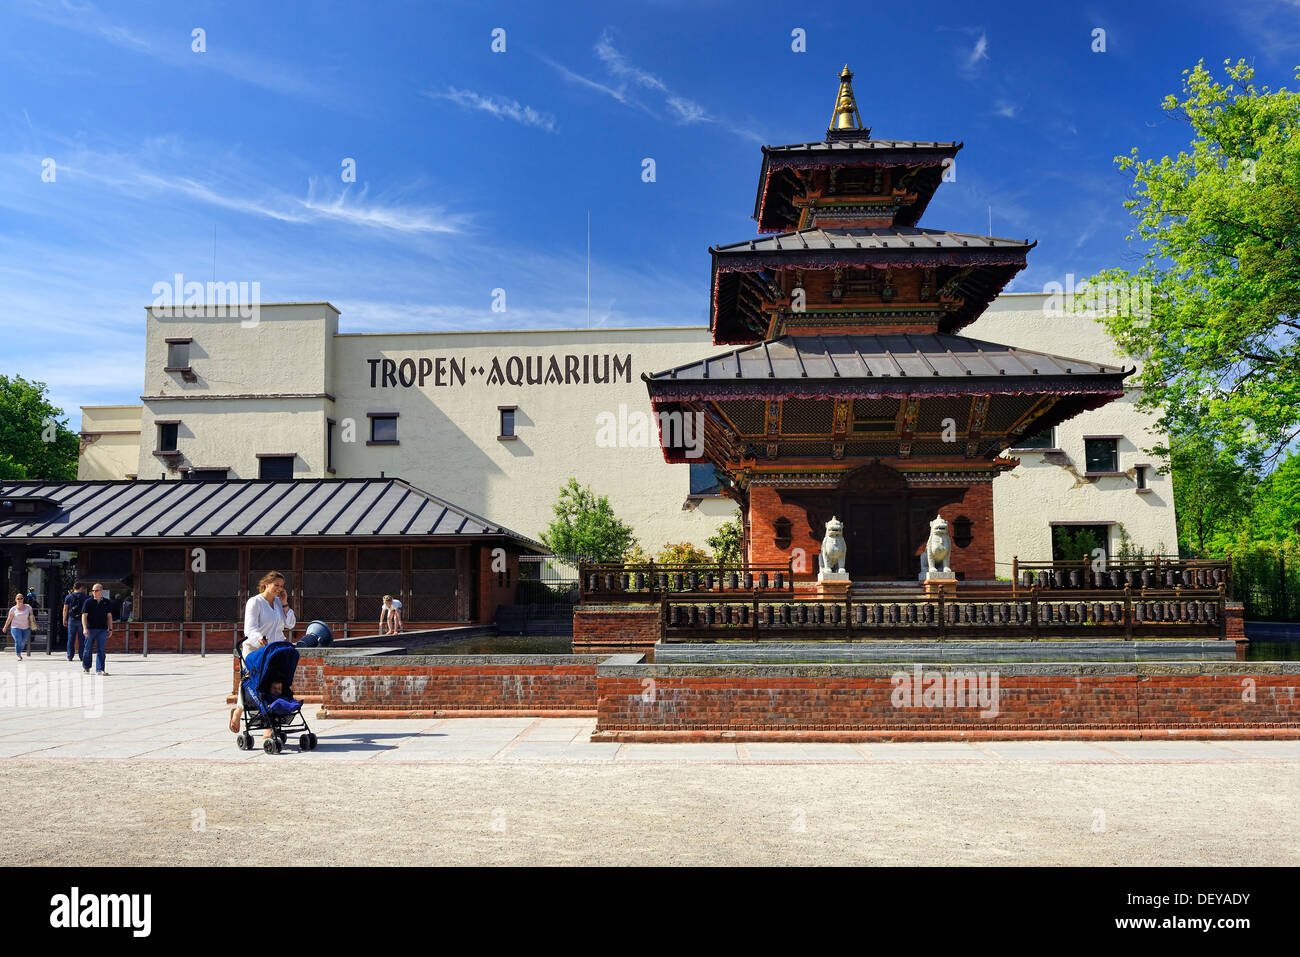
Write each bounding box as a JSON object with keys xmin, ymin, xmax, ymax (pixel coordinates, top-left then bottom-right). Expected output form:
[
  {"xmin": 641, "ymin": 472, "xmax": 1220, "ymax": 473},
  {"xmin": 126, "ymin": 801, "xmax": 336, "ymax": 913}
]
[
  {"xmin": 400, "ymin": 544, "xmax": 411, "ymax": 611},
  {"xmin": 132, "ymin": 546, "xmax": 143, "ymax": 621},
  {"xmin": 456, "ymin": 545, "xmax": 472, "ymax": 622},
  {"xmin": 237, "ymin": 546, "xmax": 250, "ymax": 611},
  {"xmin": 345, "ymin": 546, "xmax": 357, "ymax": 622},
  {"xmin": 183, "ymin": 545, "xmax": 195, "ymax": 622},
  {"xmin": 292, "ymin": 546, "xmax": 304, "ymax": 612}
]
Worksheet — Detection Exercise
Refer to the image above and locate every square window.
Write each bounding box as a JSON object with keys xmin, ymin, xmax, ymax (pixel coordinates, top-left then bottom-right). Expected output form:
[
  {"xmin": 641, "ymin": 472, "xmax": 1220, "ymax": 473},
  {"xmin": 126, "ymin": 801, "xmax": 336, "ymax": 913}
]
[
  {"xmin": 157, "ymin": 422, "xmax": 178, "ymax": 452},
  {"xmin": 1014, "ymin": 428, "xmax": 1055, "ymax": 450},
  {"xmin": 689, "ymin": 462, "xmax": 722, "ymax": 496},
  {"xmin": 166, "ymin": 340, "xmax": 190, "ymax": 369},
  {"xmin": 370, "ymin": 415, "xmax": 398, "ymax": 444},
  {"xmin": 1084, "ymin": 438, "xmax": 1118, "ymax": 473},
  {"xmin": 258, "ymin": 456, "xmax": 294, "ymax": 480},
  {"xmin": 499, "ymin": 407, "xmax": 516, "ymax": 440}
]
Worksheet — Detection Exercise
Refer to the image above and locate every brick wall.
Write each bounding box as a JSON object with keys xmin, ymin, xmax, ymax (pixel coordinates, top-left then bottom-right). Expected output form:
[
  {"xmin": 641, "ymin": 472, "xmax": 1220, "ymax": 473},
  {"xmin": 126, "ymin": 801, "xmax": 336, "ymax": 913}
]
[
  {"xmin": 317, "ymin": 655, "xmax": 601, "ymax": 717},
  {"xmin": 594, "ymin": 664, "xmax": 1300, "ymax": 741},
  {"xmin": 746, "ymin": 481, "xmax": 996, "ymax": 580},
  {"xmin": 934, "ymin": 482, "xmax": 994, "ymax": 581},
  {"xmin": 573, "ymin": 605, "xmax": 660, "ymax": 652}
]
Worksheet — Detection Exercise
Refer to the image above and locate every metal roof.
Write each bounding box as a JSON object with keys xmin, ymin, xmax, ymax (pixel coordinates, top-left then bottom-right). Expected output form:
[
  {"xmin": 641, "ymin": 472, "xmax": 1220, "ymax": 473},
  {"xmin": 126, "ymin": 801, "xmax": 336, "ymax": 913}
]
[
  {"xmin": 714, "ymin": 227, "xmax": 1032, "ymax": 254},
  {"xmin": 646, "ymin": 333, "xmax": 1128, "ymax": 390},
  {"xmin": 762, "ymin": 139, "xmax": 961, "ymax": 153},
  {"xmin": 0, "ymin": 478, "xmax": 547, "ymax": 549}
]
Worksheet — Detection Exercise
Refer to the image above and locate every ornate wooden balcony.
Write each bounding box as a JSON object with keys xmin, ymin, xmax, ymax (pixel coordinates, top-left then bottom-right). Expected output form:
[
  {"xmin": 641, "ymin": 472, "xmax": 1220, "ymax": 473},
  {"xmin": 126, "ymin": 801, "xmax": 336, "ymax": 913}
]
[
  {"xmin": 660, "ymin": 586, "xmax": 1229, "ymax": 643},
  {"xmin": 579, "ymin": 561, "xmax": 795, "ymax": 603},
  {"xmin": 1010, "ymin": 556, "xmax": 1232, "ymax": 596}
]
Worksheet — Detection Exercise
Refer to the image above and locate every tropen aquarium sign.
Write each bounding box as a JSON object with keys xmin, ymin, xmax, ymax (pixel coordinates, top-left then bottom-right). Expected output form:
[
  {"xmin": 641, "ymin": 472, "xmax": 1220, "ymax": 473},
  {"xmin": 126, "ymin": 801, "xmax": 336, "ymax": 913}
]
[{"xmin": 367, "ymin": 353, "xmax": 634, "ymax": 388}]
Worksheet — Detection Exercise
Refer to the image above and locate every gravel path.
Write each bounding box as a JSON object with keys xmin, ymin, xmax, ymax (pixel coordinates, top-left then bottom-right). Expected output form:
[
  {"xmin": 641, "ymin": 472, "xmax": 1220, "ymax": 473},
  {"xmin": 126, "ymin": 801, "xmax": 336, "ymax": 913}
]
[{"xmin": 4, "ymin": 758, "xmax": 1298, "ymax": 866}]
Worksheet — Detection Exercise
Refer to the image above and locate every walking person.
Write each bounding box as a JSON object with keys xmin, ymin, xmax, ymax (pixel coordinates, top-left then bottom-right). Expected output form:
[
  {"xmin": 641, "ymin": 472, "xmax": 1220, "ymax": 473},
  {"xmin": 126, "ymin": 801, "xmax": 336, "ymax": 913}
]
[
  {"xmin": 229, "ymin": 571, "xmax": 297, "ymax": 736},
  {"xmin": 63, "ymin": 582, "xmax": 87, "ymax": 662},
  {"xmin": 79, "ymin": 583, "xmax": 115, "ymax": 676},
  {"xmin": 3, "ymin": 593, "xmax": 35, "ymax": 660},
  {"xmin": 380, "ymin": 595, "xmax": 403, "ymax": 635}
]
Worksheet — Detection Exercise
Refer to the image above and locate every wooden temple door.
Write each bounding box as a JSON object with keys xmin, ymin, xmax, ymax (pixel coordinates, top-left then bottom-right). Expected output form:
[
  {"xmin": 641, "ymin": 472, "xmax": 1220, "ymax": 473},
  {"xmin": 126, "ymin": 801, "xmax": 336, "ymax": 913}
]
[{"xmin": 847, "ymin": 503, "xmax": 899, "ymax": 579}]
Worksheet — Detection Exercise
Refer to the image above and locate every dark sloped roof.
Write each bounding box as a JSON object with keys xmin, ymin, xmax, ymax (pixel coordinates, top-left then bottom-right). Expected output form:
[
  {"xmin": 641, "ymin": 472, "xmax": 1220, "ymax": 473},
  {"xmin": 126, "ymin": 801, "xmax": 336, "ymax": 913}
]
[
  {"xmin": 0, "ymin": 478, "xmax": 546, "ymax": 549},
  {"xmin": 714, "ymin": 227, "xmax": 1032, "ymax": 254},
  {"xmin": 645, "ymin": 333, "xmax": 1129, "ymax": 401},
  {"xmin": 755, "ymin": 139, "xmax": 962, "ymax": 230},
  {"xmin": 763, "ymin": 138, "xmax": 961, "ymax": 154}
]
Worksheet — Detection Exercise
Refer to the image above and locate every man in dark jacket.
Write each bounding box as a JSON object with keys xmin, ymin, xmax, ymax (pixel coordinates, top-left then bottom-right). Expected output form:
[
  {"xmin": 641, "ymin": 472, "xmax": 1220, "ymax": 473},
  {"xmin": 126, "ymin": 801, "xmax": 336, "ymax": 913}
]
[{"xmin": 63, "ymin": 582, "xmax": 87, "ymax": 662}]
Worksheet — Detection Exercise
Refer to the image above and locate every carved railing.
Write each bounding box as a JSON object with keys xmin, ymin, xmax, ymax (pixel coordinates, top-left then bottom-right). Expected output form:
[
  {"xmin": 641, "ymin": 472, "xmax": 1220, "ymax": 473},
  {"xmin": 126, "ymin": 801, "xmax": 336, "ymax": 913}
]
[
  {"xmin": 579, "ymin": 561, "xmax": 795, "ymax": 603},
  {"xmin": 661, "ymin": 587, "xmax": 1229, "ymax": 643},
  {"xmin": 1010, "ymin": 556, "xmax": 1232, "ymax": 598}
]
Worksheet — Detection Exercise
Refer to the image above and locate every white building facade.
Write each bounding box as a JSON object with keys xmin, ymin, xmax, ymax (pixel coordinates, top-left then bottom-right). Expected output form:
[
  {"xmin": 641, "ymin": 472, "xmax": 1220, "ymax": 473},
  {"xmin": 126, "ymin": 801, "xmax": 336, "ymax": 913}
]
[{"xmin": 79, "ymin": 295, "xmax": 1176, "ymax": 572}]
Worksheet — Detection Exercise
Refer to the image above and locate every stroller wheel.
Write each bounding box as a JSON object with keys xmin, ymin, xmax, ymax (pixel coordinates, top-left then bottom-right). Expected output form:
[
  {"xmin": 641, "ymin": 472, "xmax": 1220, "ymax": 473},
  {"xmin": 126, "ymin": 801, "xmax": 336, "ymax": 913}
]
[
  {"xmin": 262, "ymin": 737, "xmax": 278, "ymax": 754},
  {"xmin": 276, "ymin": 731, "xmax": 288, "ymax": 746},
  {"xmin": 308, "ymin": 733, "xmax": 318, "ymax": 750},
  {"xmin": 236, "ymin": 733, "xmax": 252, "ymax": 751},
  {"xmin": 299, "ymin": 734, "xmax": 312, "ymax": 751}
]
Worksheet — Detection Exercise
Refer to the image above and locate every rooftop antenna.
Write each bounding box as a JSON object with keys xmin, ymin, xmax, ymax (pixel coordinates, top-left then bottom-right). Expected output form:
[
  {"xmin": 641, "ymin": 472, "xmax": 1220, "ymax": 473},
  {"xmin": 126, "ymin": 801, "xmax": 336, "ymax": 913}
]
[
  {"xmin": 988, "ymin": 205, "xmax": 992, "ymax": 237},
  {"xmin": 586, "ymin": 210, "xmax": 591, "ymax": 329}
]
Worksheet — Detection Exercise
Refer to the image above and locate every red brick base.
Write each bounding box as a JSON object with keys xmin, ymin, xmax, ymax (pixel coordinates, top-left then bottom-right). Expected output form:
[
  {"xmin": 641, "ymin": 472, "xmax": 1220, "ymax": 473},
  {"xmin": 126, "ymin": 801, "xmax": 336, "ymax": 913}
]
[
  {"xmin": 572, "ymin": 605, "xmax": 660, "ymax": 652},
  {"xmin": 594, "ymin": 668, "xmax": 1300, "ymax": 741}
]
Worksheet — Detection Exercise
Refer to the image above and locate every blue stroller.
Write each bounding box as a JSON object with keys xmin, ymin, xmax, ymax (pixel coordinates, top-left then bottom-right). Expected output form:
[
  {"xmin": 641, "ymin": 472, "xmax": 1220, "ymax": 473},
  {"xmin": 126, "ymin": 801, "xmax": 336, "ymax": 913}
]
[{"xmin": 235, "ymin": 640, "xmax": 318, "ymax": 754}]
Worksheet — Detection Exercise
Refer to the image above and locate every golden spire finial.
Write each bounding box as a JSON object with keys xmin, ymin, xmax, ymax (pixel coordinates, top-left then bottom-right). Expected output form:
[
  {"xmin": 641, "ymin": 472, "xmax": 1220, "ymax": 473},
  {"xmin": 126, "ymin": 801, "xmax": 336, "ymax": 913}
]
[{"xmin": 828, "ymin": 63, "xmax": 864, "ymax": 134}]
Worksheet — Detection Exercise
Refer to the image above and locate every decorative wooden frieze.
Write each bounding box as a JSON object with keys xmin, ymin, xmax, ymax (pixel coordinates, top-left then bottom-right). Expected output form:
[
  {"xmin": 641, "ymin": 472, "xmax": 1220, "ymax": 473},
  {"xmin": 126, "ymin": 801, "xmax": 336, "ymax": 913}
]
[{"xmin": 966, "ymin": 395, "xmax": 988, "ymax": 458}]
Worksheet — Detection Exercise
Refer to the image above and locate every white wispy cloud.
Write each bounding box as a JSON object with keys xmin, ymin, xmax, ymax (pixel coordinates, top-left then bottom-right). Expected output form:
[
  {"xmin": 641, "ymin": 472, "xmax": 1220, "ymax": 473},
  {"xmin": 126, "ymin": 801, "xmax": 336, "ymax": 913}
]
[
  {"xmin": 966, "ymin": 33, "xmax": 990, "ymax": 70},
  {"xmin": 993, "ymin": 100, "xmax": 1019, "ymax": 119},
  {"xmin": 541, "ymin": 30, "xmax": 763, "ymax": 141},
  {"xmin": 1, "ymin": 145, "xmax": 468, "ymax": 235},
  {"xmin": 425, "ymin": 88, "xmax": 558, "ymax": 133},
  {"xmin": 17, "ymin": 0, "xmax": 344, "ymax": 105}
]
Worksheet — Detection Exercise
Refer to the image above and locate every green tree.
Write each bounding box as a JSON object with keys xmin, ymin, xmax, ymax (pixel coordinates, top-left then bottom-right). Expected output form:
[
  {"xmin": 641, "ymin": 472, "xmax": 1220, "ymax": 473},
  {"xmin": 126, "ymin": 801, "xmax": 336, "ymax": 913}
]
[
  {"xmin": 0, "ymin": 376, "xmax": 79, "ymax": 480},
  {"xmin": 656, "ymin": 542, "xmax": 713, "ymax": 565},
  {"xmin": 539, "ymin": 478, "xmax": 637, "ymax": 562},
  {"xmin": 1167, "ymin": 434, "xmax": 1256, "ymax": 555},
  {"xmin": 1250, "ymin": 450, "xmax": 1300, "ymax": 543},
  {"xmin": 1090, "ymin": 60, "xmax": 1300, "ymax": 463},
  {"xmin": 706, "ymin": 510, "xmax": 744, "ymax": 565}
]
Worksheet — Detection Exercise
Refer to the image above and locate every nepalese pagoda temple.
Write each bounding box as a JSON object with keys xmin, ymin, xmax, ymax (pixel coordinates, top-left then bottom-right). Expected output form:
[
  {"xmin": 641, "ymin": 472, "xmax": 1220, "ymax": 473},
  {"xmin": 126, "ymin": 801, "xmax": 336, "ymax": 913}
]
[{"xmin": 644, "ymin": 66, "xmax": 1132, "ymax": 583}]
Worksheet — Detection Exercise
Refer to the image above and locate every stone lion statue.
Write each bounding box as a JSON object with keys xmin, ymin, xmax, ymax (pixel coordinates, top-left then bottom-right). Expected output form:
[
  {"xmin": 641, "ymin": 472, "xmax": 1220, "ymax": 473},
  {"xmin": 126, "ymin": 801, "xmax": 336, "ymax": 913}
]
[
  {"xmin": 919, "ymin": 515, "xmax": 953, "ymax": 580},
  {"xmin": 819, "ymin": 515, "xmax": 847, "ymax": 576}
]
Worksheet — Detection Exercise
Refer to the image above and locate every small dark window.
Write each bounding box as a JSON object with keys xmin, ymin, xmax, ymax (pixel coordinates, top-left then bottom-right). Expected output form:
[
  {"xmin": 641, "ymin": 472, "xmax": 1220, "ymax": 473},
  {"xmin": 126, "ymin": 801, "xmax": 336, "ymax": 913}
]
[
  {"xmin": 499, "ymin": 407, "xmax": 516, "ymax": 440},
  {"xmin": 952, "ymin": 515, "xmax": 973, "ymax": 548},
  {"xmin": 327, "ymin": 419, "xmax": 336, "ymax": 473},
  {"xmin": 1014, "ymin": 428, "xmax": 1055, "ymax": 450},
  {"xmin": 258, "ymin": 456, "xmax": 294, "ymax": 480},
  {"xmin": 157, "ymin": 422, "xmax": 178, "ymax": 452},
  {"xmin": 772, "ymin": 517, "xmax": 793, "ymax": 550},
  {"xmin": 1136, "ymin": 465, "xmax": 1148, "ymax": 490},
  {"xmin": 689, "ymin": 462, "xmax": 722, "ymax": 496},
  {"xmin": 1084, "ymin": 438, "xmax": 1118, "ymax": 473},
  {"xmin": 192, "ymin": 468, "xmax": 227, "ymax": 482},
  {"xmin": 369, "ymin": 415, "xmax": 398, "ymax": 444},
  {"xmin": 166, "ymin": 341, "xmax": 190, "ymax": 368}
]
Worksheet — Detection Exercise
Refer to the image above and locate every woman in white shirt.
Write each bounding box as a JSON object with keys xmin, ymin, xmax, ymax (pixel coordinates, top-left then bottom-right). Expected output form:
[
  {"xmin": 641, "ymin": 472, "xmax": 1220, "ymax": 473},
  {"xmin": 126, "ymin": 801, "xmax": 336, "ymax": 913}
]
[
  {"xmin": 229, "ymin": 571, "xmax": 297, "ymax": 734},
  {"xmin": 3, "ymin": 593, "xmax": 36, "ymax": 660}
]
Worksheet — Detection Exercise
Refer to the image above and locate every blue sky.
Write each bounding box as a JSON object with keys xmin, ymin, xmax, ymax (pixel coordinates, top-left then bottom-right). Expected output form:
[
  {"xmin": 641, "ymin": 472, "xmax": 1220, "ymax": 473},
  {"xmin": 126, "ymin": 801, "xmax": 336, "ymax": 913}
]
[{"xmin": 3, "ymin": 0, "xmax": 1299, "ymax": 419}]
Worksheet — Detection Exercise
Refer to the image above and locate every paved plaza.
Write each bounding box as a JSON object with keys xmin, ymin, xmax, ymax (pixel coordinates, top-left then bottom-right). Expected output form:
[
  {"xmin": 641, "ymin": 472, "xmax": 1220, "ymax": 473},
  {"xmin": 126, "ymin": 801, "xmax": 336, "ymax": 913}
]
[{"xmin": 2, "ymin": 654, "xmax": 1298, "ymax": 865}]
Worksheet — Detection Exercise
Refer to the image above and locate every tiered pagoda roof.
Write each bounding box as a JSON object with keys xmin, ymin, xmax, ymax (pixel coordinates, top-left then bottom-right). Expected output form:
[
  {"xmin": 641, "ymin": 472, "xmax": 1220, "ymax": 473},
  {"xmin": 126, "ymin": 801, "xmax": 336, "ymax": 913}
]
[{"xmin": 644, "ymin": 64, "xmax": 1130, "ymax": 489}]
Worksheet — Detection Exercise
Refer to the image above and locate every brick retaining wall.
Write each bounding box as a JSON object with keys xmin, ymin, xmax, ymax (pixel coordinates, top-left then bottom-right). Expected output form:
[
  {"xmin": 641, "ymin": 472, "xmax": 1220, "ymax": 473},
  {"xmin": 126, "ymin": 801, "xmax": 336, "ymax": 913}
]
[
  {"xmin": 572, "ymin": 605, "xmax": 660, "ymax": 652},
  {"xmin": 593, "ymin": 661, "xmax": 1300, "ymax": 741},
  {"xmin": 316, "ymin": 655, "xmax": 602, "ymax": 718}
]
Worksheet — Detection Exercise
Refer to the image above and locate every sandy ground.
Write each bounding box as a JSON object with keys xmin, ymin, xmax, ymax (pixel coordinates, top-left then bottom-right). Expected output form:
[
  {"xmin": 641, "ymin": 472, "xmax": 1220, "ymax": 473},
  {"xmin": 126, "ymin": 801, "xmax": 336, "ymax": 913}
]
[
  {"xmin": 3, "ymin": 758, "xmax": 1299, "ymax": 866},
  {"xmin": 1, "ymin": 654, "xmax": 1297, "ymax": 865}
]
